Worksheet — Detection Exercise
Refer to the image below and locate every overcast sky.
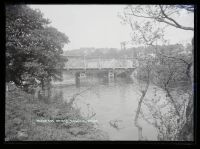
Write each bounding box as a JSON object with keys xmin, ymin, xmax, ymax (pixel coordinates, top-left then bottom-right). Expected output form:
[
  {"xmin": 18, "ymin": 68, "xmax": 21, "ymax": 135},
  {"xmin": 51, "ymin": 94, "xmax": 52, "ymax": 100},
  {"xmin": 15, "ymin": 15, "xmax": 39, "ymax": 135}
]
[{"xmin": 29, "ymin": 5, "xmax": 194, "ymax": 51}]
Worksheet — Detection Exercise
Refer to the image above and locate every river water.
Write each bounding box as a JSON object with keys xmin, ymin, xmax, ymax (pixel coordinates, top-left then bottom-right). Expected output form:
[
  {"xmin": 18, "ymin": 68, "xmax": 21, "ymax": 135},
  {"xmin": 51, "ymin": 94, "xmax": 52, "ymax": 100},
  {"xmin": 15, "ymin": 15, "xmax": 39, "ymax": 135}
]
[{"xmin": 49, "ymin": 74, "xmax": 168, "ymax": 140}]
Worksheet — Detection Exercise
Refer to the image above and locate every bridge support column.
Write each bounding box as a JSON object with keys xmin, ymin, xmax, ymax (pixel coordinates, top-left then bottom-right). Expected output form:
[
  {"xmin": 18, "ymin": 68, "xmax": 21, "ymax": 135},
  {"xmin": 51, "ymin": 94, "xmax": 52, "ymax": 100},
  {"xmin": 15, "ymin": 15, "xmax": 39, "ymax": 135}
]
[
  {"xmin": 80, "ymin": 72, "xmax": 86, "ymax": 78},
  {"xmin": 108, "ymin": 71, "xmax": 115, "ymax": 79},
  {"xmin": 75, "ymin": 72, "xmax": 80, "ymax": 88},
  {"xmin": 106, "ymin": 71, "xmax": 115, "ymax": 85}
]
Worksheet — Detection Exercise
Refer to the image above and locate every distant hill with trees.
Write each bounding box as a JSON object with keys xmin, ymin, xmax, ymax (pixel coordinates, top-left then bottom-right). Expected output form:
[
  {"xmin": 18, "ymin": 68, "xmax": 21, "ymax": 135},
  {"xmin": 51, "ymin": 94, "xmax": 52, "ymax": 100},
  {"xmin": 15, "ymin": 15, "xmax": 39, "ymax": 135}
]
[{"xmin": 64, "ymin": 44, "xmax": 192, "ymax": 59}]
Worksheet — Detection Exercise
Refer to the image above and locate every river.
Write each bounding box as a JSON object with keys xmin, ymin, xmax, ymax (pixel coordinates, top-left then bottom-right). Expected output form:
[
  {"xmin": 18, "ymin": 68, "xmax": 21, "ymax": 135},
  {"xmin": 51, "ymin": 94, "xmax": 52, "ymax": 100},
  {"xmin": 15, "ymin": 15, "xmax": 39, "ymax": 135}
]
[{"xmin": 49, "ymin": 74, "xmax": 168, "ymax": 140}]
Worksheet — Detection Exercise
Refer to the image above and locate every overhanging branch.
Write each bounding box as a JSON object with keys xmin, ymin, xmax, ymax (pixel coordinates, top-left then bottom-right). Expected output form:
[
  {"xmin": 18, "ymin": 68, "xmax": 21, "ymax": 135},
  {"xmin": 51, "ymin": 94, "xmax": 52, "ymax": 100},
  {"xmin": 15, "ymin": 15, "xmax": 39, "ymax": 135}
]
[{"xmin": 158, "ymin": 5, "xmax": 194, "ymax": 31}]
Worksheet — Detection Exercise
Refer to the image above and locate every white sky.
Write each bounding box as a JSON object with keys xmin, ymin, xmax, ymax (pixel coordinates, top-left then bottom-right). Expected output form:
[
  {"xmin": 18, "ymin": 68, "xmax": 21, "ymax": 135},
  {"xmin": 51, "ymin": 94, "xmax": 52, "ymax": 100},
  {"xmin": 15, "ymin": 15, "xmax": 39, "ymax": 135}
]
[{"xmin": 29, "ymin": 5, "xmax": 194, "ymax": 51}]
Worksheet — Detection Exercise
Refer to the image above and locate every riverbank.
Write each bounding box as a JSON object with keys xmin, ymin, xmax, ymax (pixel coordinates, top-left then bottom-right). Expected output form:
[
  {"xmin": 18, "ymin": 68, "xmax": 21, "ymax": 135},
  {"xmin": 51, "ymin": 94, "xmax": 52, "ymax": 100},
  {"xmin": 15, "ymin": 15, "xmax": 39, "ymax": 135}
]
[{"xmin": 5, "ymin": 83, "xmax": 109, "ymax": 141}]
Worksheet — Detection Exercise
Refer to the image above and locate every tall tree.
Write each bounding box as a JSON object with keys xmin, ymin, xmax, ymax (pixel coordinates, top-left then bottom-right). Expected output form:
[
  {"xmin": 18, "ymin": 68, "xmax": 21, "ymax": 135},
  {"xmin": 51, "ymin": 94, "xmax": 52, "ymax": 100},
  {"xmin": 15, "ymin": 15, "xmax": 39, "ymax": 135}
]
[{"xmin": 6, "ymin": 5, "xmax": 69, "ymax": 91}]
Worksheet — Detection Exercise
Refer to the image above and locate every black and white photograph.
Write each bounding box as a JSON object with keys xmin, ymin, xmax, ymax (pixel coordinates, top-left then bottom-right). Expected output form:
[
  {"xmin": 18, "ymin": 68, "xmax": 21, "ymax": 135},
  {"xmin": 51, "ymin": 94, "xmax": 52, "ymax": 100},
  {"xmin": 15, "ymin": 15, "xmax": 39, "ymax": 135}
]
[{"xmin": 5, "ymin": 4, "xmax": 194, "ymax": 141}]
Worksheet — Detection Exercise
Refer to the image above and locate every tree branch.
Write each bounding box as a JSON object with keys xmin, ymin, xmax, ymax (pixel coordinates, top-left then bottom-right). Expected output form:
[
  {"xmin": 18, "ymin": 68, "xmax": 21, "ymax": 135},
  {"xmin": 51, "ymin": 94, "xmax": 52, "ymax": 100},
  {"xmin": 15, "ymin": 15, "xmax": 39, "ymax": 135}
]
[
  {"xmin": 158, "ymin": 5, "xmax": 194, "ymax": 31},
  {"xmin": 68, "ymin": 86, "xmax": 93, "ymax": 106},
  {"xmin": 163, "ymin": 70, "xmax": 180, "ymax": 117},
  {"xmin": 156, "ymin": 51, "xmax": 191, "ymax": 66}
]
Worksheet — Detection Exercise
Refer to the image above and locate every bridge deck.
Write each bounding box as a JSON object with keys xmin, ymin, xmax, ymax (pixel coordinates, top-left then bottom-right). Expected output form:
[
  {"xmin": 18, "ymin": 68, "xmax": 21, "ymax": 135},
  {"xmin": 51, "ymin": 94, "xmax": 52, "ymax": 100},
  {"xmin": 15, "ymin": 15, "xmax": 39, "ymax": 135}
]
[{"xmin": 63, "ymin": 67, "xmax": 136, "ymax": 70}]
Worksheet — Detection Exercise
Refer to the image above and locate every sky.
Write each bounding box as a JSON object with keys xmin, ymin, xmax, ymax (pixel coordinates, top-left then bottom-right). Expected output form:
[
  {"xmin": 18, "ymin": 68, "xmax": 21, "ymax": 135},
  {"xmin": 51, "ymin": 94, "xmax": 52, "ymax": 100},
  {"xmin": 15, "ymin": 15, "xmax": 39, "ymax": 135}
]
[{"xmin": 29, "ymin": 5, "xmax": 194, "ymax": 51}]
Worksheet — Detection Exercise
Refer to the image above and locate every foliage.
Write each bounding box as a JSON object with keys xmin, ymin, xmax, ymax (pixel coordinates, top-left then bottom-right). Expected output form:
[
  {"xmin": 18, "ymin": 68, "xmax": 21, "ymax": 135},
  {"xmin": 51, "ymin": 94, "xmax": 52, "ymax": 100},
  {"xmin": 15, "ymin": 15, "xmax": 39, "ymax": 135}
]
[
  {"xmin": 119, "ymin": 4, "xmax": 193, "ymax": 141},
  {"xmin": 131, "ymin": 43, "xmax": 192, "ymax": 140},
  {"xmin": 6, "ymin": 5, "xmax": 69, "ymax": 91}
]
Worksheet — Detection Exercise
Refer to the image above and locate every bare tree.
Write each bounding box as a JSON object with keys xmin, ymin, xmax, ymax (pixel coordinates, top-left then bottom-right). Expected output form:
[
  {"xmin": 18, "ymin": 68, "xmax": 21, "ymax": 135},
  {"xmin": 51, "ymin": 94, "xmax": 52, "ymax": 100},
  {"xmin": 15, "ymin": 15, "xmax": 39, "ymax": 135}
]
[
  {"xmin": 120, "ymin": 5, "xmax": 194, "ymax": 140},
  {"xmin": 121, "ymin": 5, "xmax": 194, "ymax": 31},
  {"xmin": 121, "ymin": 4, "xmax": 194, "ymax": 84},
  {"xmin": 127, "ymin": 21, "xmax": 161, "ymax": 140}
]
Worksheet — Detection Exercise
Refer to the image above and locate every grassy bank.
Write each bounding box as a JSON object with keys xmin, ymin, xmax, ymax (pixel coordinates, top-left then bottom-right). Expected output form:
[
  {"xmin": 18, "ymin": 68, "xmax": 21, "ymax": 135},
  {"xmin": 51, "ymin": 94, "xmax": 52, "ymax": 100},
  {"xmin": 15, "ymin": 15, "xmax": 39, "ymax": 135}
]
[{"xmin": 5, "ymin": 84, "xmax": 109, "ymax": 141}]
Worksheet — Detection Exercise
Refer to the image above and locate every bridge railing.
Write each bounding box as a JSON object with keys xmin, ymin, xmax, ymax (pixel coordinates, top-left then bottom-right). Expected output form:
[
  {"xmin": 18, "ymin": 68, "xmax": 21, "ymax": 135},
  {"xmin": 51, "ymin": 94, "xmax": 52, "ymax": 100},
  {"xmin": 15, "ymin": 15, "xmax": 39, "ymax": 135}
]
[{"xmin": 64, "ymin": 56, "xmax": 137, "ymax": 69}]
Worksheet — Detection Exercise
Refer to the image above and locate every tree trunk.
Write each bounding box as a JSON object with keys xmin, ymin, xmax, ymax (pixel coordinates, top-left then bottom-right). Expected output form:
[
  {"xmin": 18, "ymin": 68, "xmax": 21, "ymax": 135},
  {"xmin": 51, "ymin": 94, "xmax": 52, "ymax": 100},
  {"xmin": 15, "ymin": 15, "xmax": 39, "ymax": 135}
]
[{"xmin": 134, "ymin": 69, "xmax": 150, "ymax": 140}]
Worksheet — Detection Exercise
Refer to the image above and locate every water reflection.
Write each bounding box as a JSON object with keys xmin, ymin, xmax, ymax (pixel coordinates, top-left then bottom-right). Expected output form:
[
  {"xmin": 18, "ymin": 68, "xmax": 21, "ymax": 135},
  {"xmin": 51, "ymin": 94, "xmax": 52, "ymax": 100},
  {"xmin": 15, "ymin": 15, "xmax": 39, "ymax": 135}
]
[{"xmin": 49, "ymin": 75, "xmax": 160, "ymax": 140}]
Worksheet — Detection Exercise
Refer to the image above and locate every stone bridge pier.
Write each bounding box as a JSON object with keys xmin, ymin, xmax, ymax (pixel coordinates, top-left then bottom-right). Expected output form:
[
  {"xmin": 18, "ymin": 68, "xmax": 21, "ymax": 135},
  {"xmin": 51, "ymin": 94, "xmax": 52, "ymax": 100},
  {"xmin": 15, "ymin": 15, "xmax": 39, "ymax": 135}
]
[{"xmin": 74, "ymin": 70, "xmax": 116, "ymax": 87}]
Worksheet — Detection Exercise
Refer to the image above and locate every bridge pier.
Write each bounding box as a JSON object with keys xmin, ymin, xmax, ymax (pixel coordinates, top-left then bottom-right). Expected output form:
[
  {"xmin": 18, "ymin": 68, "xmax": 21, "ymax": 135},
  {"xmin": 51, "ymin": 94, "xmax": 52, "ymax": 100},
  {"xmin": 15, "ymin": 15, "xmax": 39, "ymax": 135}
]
[
  {"xmin": 54, "ymin": 67, "xmax": 136, "ymax": 87},
  {"xmin": 108, "ymin": 71, "xmax": 115, "ymax": 79},
  {"xmin": 108, "ymin": 71, "xmax": 116, "ymax": 84},
  {"xmin": 80, "ymin": 72, "xmax": 86, "ymax": 78},
  {"xmin": 75, "ymin": 72, "xmax": 87, "ymax": 87},
  {"xmin": 75, "ymin": 72, "xmax": 80, "ymax": 87}
]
